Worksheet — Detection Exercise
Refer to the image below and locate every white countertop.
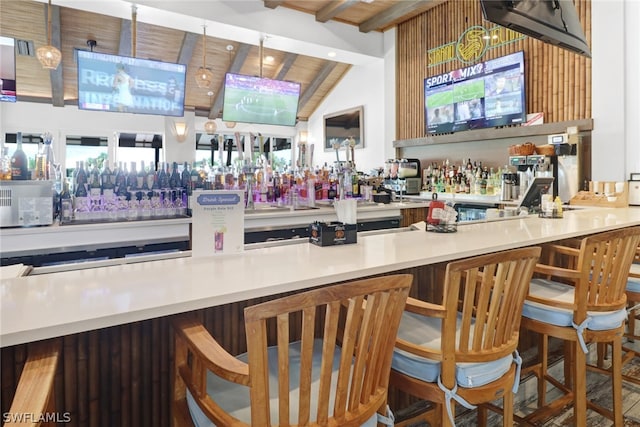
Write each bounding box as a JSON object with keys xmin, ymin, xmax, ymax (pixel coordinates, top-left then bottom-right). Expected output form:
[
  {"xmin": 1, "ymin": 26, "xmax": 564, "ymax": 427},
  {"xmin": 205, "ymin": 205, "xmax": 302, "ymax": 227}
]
[{"xmin": 2, "ymin": 207, "xmax": 639, "ymax": 348}]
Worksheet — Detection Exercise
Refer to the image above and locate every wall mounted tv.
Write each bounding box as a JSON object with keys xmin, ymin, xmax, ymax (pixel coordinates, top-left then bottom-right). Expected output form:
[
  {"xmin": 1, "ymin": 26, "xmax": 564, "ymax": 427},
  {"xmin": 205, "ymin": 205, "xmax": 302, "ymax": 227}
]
[
  {"xmin": 222, "ymin": 73, "xmax": 301, "ymax": 127},
  {"xmin": 77, "ymin": 50, "xmax": 186, "ymax": 117},
  {"xmin": 424, "ymin": 51, "xmax": 525, "ymax": 135},
  {"xmin": 480, "ymin": 0, "xmax": 591, "ymax": 58},
  {"xmin": 0, "ymin": 36, "xmax": 17, "ymax": 103}
]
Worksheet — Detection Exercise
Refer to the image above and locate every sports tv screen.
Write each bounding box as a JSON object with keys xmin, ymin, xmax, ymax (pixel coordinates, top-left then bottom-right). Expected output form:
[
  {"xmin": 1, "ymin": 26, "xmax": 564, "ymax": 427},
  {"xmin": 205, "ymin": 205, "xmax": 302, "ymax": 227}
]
[
  {"xmin": 222, "ymin": 73, "xmax": 301, "ymax": 127},
  {"xmin": 0, "ymin": 36, "xmax": 17, "ymax": 103},
  {"xmin": 77, "ymin": 50, "xmax": 186, "ymax": 117},
  {"xmin": 425, "ymin": 51, "xmax": 526, "ymax": 135}
]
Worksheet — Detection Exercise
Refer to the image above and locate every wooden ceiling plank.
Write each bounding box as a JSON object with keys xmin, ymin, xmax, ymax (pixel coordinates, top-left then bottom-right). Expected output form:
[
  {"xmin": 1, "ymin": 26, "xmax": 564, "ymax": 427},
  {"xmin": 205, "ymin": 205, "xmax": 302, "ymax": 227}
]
[
  {"xmin": 118, "ymin": 19, "xmax": 132, "ymax": 56},
  {"xmin": 359, "ymin": 0, "xmax": 439, "ymax": 33},
  {"xmin": 274, "ymin": 52, "xmax": 298, "ymax": 80},
  {"xmin": 209, "ymin": 43, "xmax": 251, "ymax": 119},
  {"xmin": 298, "ymin": 61, "xmax": 337, "ymax": 111},
  {"xmin": 316, "ymin": 0, "xmax": 360, "ymax": 23},
  {"xmin": 264, "ymin": 1, "xmax": 285, "ymax": 9}
]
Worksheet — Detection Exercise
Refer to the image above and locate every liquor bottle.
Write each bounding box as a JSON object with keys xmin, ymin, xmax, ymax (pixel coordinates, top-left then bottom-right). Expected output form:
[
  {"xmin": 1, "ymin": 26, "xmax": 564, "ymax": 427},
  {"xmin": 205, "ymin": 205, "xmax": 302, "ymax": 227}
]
[
  {"xmin": 181, "ymin": 161, "xmax": 190, "ymax": 192},
  {"xmin": 59, "ymin": 177, "xmax": 73, "ymax": 222},
  {"xmin": 89, "ymin": 161, "xmax": 102, "ymax": 197},
  {"xmin": 157, "ymin": 162, "xmax": 169, "ymax": 189},
  {"xmin": 101, "ymin": 160, "xmax": 115, "ymax": 198},
  {"xmin": 127, "ymin": 161, "xmax": 138, "ymax": 191},
  {"xmin": 137, "ymin": 160, "xmax": 148, "ymax": 190},
  {"xmin": 115, "ymin": 162, "xmax": 128, "ymax": 197},
  {"xmin": 74, "ymin": 161, "xmax": 88, "ymax": 198},
  {"xmin": 190, "ymin": 161, "xmax": 200, "ymax": 192},
  {"xmin": 0, "ymin": 146, "xmax": 11, "ymax": 180},
  {"xmin": 10, "ymin": 132, "xmax": 29, "ymax": 180}
]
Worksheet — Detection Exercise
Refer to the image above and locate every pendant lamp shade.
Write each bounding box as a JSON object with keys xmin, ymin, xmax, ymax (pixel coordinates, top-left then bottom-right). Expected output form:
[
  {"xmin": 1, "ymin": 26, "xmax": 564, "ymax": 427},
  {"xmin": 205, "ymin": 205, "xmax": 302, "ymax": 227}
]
[
  {"xmin": 204, "ymin": 120, "xmax": 217, "ymax": 134},
  {"xmin": 38, "ymin": 0, "xmax": 61, "ymax": 70}
]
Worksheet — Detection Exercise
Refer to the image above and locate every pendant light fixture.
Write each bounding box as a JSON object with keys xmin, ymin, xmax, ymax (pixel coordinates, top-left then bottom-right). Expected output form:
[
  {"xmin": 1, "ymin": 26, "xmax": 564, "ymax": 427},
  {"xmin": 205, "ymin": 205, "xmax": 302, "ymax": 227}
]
[
  {"xmin": 195, "ymin": 25, "xmax": 213, "ymax": 88},
  {"xmin": 36, "ymin": 0, "xmax": 62, "ymax": 70}
]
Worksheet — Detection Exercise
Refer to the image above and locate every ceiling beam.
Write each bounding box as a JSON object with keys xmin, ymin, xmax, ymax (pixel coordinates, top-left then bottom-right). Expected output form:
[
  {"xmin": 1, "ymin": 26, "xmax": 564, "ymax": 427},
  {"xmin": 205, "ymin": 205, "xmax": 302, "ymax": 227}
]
[
  {"xmin": 298, "ymin": 61, "xmax": 337, "ymax": 112},
  {"xmin": 177, "ymin": 32, "xmax": 198, "ymax": 65},
  {"xmin": 263, "ymin": 1, "xmax": 285, "ymax": 9},
  {"xmin": 316, "ymin": 0, "xmax": 360, "ymax": 23},
  {"xmin": 209, "ymin": 43, "xmax": 251, "ymax": 119},
  {"xmin": 274, "ymin": 52, "xmax": 298, "ymax": 81},
  {"xmin": 118, "ymin": 19, "xmax": 132, "ymax": 56},
  {"xmin": 359, "ymin": 0, "xmax": 442, "ymax": 33},
  {"xmin": 44, "ymin": 3, "xmax": 64, "ymax": 107}
]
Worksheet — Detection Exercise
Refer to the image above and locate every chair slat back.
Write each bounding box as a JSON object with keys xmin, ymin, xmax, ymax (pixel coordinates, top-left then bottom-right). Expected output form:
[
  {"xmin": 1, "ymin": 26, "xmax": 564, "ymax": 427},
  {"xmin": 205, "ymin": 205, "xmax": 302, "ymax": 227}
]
[
  {"xmin": 577, "ymin": 227, "xmax": 640, "ymax": 312},
  {"xmin": 442, "ymin": 247, "xmax": 541, "ymax": 364},
  {"xmin": 243, "ymin": 274, "xmax": 412, "ymax": 427}
]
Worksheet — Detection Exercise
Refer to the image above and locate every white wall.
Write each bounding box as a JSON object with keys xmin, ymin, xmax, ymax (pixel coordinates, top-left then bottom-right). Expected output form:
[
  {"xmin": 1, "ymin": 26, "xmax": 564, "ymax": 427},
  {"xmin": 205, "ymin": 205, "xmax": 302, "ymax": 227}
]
[
  {"xmin": 307, "ymin": 58, "xmax": 387, "ymax": 173},
  {"xmin": 591, "ymin": 0, "xmax": 639, "ymax": 181}
]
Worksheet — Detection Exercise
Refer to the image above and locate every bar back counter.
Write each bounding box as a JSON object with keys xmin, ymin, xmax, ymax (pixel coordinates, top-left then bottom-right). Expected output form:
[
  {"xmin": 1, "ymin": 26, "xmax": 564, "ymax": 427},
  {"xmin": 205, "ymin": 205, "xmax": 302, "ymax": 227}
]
[{"xmin": 2, "ymin": 207, "xmax": 640, "ymax": 426}]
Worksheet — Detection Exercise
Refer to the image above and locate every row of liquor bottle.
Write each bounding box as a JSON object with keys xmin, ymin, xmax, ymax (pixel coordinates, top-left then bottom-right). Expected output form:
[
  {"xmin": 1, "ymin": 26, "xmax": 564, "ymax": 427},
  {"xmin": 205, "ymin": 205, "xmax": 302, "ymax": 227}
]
[
  {"xmin": 421, "ymin": 158, "xmax": 514, "ymax": 196},
  {"xmin": 67, "ymin": 159, "xmax": 366, "ymax": 204}
]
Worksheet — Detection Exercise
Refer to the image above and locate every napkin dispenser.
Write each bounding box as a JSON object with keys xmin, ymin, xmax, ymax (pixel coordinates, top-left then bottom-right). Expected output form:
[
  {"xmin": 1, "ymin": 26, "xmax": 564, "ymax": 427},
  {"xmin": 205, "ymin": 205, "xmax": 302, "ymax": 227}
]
[
  {"xmin": 629, "ymin": 173, "xmax": 640, "ymax": 206},
  {"xmin": 309, "ymin": 221, "xmax": 357, "ymax": 246}
]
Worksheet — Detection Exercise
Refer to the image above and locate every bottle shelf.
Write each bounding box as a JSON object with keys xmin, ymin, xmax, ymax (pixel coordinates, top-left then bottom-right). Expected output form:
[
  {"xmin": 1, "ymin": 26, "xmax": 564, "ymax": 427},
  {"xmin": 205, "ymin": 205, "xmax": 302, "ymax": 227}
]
[{"xmin": 393, "ymin": 119, "xmax": 594, "ymax": 148}]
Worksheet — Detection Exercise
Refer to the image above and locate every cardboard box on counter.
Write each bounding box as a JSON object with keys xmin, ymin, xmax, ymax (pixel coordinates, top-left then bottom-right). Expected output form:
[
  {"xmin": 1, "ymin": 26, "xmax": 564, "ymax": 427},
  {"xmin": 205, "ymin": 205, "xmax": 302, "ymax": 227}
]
[{"xmin": 309, "ymin": 222, "xmax": 357, "ymax": 246}]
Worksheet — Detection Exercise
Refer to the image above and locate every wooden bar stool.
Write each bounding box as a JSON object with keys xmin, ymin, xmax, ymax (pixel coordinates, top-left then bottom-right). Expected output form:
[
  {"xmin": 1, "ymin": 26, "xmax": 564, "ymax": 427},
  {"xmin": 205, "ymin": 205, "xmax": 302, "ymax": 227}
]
[
  {"xmin": 388, "ymin": 247, "xmax": 541, "ymax": 427},
  {"xmin": 172, "ymin": 274, "xmax": 412, "ymax": 427},
  {"xmin": 3, "ymin": 339, "xmax": 61, "ymax": 427},
  {"xmin": 520, "ymin": 227, "xmax": 640, "ymax": 426}
]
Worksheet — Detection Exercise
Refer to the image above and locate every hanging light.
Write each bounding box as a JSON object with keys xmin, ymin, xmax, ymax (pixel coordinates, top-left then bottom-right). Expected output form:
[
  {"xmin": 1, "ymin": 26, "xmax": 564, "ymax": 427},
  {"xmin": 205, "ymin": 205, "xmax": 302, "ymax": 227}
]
[
  {"xmin": 224, "ymin": 121, "xmax": 236, "ymax": 129},
  {"xmin": 37, "ymin": 0, "xmax": 62, "ymax": 70},
  {"xmin": 204, "ymin": 120, "xmax": 217, "ymax": 134},
  {"xmin": 195, "ymin": 25, "xmax": 213, "ymax": 88}
]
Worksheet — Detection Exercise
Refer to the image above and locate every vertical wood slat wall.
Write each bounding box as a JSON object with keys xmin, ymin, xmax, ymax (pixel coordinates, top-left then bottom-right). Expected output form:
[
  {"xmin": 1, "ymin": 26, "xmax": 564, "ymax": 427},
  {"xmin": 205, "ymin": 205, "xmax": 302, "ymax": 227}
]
[{"xmin": 396, "ymin": 0, "xmax": 591, "ymax": 141}]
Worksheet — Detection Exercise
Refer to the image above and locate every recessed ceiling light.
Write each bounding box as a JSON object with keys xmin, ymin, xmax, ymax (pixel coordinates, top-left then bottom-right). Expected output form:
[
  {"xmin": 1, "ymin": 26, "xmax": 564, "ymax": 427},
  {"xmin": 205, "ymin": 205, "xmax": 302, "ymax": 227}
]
[
  {"xmin": 328, "ymin": 51, "xmax": 337, "ymax": 58},
  {"xmin": 264, "ymin": 55, "xmax": 274, "ymax": 63}
]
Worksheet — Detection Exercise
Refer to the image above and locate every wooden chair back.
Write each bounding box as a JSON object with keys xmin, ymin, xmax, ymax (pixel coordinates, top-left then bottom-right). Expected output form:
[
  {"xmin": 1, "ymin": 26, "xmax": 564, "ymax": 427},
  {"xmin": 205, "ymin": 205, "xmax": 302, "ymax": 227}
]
[
  {"xmin": 442, "ymin": 247, "xmax": 541, "ymax": 365},
  {"xmin": 3, "ymin": 339, "xmax": 61, "ymax": 427},
  {"xmin": 174, "ymin": 274, "xmax": 412, "ymax": 427}
]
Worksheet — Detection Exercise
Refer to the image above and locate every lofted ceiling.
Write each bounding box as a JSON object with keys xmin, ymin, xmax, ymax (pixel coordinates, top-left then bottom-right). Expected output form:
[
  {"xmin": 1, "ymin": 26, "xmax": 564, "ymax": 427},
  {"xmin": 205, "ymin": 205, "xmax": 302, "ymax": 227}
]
[{"xmin": 1, "ymin": 0, "xmax": 444, "ymax": 123}]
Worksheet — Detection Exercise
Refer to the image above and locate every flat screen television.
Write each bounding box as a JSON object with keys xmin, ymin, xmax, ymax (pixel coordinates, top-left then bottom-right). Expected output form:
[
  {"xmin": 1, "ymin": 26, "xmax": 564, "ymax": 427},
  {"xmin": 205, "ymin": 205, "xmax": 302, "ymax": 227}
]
[
  {"xmin": 77, "ymin": 50, "xmax": 186, "ymax": 116},
  {"xmin": 0, "ymin": 36, "xmax": 17, "ymax": 103},
  {"xmin": 425, "ymin": 51, "xmax": 526, "ymax": 135},
  {"xmin": 480, "ymin": 0, "xmax": 591, "ymax": 58},
  {"xmin": 222, "ymin": 73, "xmax": 301, "ymax": 127}
]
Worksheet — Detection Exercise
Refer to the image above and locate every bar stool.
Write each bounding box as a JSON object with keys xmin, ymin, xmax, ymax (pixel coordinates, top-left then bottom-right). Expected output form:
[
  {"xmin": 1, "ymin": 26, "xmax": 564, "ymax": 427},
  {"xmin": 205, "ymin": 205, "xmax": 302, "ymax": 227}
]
[
  {"xmin": 519, "ymin": 227, "xmax": 640, "ymax": 426},
  {"xmin": 3, "ymin": 339, "xmax": 61, "ymax": 427},
  {"xmin": 594, "ymin": 245, "xmax": 640, "ymax": 386},
  {"xmin": 388, "ymin": 247, "xmax": 541, "ymax": 427}
]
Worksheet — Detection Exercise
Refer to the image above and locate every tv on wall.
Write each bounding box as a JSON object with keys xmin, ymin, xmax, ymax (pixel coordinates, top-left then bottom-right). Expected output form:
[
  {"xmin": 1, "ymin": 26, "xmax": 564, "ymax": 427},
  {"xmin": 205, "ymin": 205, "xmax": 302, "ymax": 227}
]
[
  {"xmin": 424, "ymin": 51, "xmax": 526, "ymax": 135},
  {"xmin": 222, "ymin": 73, "xmax": 301, "ymax": 127},
  {"xmin": 0, "ymin": 36, "xmax": 17, "ymax": 103},
  {"xmin": 77, "ymin": 50, "xmax": 186, "ymax": 117}
]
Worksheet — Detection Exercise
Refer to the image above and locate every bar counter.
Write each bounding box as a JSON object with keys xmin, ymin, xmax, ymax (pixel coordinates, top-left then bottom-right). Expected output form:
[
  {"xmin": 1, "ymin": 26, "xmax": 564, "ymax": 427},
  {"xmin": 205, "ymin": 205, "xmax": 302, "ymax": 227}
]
[{"xmin": 2, "ymin": 206, "xmax": 640, "ymax": 348}]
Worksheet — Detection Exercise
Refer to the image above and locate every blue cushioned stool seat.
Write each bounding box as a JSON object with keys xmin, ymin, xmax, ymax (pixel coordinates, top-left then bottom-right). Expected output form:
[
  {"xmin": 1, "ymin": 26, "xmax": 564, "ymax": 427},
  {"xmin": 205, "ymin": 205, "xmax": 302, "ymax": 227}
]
[
  {"xmin": 186, "ymin": 339, "xmax": 379, "ymax": 427},
  {"xmin": 628, "ymin": 277, "xmax": 640, "ymax": 293},
  {"xmin": 391, "ymin": 311, "xmax": 513, "ymax": 388},
  {"xmin": 523, "ymin": 279, "xmax": 627, "ymax": 330}
]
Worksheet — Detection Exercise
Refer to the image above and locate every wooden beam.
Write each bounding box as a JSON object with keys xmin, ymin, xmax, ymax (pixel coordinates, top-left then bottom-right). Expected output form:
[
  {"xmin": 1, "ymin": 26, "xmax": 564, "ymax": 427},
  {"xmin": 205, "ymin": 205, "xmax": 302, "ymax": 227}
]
[
  {"xmin": 274, "ymin": 52, "xmax": 298, "ymax": 81},
  {"xmin": 45, "ymin": 3, "xmax": 64, "ymax": 107},
  {"xmin": 177, "ymin": 32, "xmax": 198, "ymax": 65},
  {"xmin": 298, "ymin": 61, "xmax": 337, "ymax": 112},
  {"xmin": 209, "ymin": 43, "xmax": 251, "ymax": 119},
  {"xmin": 316, "ymin": 0, "xmax": 359, "ymax": 23},
  {"xmin": 359, "ymin": 0, "xmax": 442, "ymax": 33},
  {"xmin": 264, "ymin": 0, "xmax": 284, "ymax": 9},
  {"xmin": 118, "ymin": 19, "xmax": 132, "ymax": 56}
]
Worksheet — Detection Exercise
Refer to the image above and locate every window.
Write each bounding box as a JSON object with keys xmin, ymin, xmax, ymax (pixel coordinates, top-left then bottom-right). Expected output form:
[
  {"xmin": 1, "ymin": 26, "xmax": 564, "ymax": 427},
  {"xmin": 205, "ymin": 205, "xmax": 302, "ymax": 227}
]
[{"xmin": 65, "ymin": 136, "xmax": 108, "ymax": 179}]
